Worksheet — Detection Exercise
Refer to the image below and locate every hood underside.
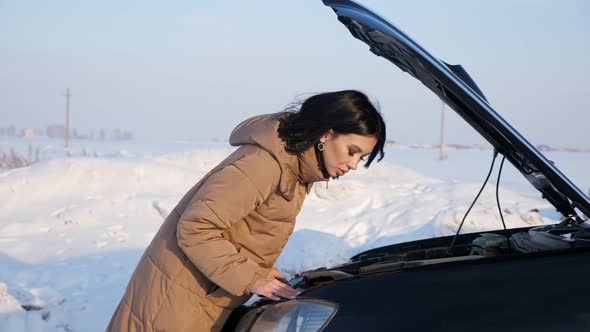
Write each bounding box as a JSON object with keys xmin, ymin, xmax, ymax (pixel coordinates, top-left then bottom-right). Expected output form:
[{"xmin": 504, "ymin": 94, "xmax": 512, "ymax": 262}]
[{"xmin": 322, "ymin": 0, "xmax": 590, "ymax": 220}]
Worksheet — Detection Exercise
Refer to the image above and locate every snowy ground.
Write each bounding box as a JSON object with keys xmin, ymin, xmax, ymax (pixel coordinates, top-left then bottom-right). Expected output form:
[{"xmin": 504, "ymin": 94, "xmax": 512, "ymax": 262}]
[{"xmin": 1, "ymin": 138, "xmax": 588, "ymax": 331}]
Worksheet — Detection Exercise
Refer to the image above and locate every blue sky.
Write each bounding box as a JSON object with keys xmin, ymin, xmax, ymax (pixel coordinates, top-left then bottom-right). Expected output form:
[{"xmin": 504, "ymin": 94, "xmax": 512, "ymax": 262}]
[{"xmin": 1, "ymin": 0, "xmax": 589, "ymax": 146}]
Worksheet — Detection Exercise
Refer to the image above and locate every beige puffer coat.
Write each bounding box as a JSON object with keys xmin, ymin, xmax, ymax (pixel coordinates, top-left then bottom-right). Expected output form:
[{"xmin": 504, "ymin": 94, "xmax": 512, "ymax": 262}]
[{"xmin": 106, "ymin": 112, "xmax": 329, "ymax": 331}]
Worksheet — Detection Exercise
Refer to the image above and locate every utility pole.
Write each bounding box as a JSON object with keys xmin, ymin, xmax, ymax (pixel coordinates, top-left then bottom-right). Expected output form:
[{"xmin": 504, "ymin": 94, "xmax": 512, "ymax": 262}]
[
  {"xmin": 439, "ymin": 99, "xmax": 447, "ymax": 160},
  {"xmin": 64, "ymin": 88, "xmax": 71, "ymax": 148}
]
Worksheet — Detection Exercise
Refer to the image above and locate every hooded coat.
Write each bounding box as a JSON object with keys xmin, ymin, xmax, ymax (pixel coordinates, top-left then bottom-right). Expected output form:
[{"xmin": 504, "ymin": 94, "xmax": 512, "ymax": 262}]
[{"xmin": 106, "ymin": 112, "xmax": 329, "ymax": 331}]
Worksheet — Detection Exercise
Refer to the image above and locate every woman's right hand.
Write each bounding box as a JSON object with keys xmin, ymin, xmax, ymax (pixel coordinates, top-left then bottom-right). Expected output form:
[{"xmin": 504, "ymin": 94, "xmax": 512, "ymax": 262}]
[{"xmin": 251, "ymin": 267, "xmax": 300, "ymax": 301}]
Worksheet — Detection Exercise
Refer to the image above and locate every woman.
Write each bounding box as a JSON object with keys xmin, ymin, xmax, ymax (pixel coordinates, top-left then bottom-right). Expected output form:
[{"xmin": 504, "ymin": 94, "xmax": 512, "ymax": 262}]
[{"xmin": 106, "ymin": 90, "xmax": 386, "ymax": 331}]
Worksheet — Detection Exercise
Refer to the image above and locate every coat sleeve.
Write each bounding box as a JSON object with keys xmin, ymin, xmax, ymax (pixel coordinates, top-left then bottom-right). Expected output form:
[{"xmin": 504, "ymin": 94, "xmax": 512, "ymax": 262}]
[{"xmin": 176, "ymin": 148, "xmax": 281, "ymax": 296}]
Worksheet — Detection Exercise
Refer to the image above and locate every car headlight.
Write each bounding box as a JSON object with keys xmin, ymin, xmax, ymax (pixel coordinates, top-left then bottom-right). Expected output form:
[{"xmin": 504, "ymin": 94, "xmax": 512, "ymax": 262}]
[{"xmin": 235, "ymin": 299, "xmax": 339, "ymax": 332}]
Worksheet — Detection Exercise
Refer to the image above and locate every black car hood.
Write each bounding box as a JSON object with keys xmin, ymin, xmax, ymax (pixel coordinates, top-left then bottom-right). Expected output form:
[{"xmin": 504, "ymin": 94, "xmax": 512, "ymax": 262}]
[{"xmin": 322, "ymin": 0, "xmax": 590, "ymax": 220}]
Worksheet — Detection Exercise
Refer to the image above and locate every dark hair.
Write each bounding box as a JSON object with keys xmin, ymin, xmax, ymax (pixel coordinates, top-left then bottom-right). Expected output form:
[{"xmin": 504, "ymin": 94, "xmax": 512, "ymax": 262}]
[{"xmin": 277, "ymin": 90, "xmax": 386, "ymax": 168}]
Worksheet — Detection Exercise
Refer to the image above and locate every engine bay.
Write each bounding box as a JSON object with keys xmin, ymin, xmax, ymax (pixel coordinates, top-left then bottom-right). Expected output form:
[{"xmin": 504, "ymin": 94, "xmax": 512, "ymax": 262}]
[{"xmin": 291, "ymin": 220, "xmax": 590, "ymax": 289}]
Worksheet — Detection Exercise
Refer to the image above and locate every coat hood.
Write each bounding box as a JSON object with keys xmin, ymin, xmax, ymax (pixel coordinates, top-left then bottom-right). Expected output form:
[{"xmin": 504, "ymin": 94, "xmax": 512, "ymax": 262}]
[{"xmin": 229, "ymin": 112, "xmax": 329, "ymax": 200}]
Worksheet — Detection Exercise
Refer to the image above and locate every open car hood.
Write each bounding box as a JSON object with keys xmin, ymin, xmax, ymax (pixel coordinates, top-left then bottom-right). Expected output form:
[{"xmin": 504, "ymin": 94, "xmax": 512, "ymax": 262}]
[{"xmin": 322, "ymin": 0, "xmax": 590, "ymax": 221}]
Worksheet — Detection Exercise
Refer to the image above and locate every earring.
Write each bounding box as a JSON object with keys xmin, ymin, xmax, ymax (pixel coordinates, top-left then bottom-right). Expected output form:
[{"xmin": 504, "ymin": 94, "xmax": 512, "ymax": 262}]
[{"xmin": 317, "ymin": 140, "xmax": 325, "ymax": 151}]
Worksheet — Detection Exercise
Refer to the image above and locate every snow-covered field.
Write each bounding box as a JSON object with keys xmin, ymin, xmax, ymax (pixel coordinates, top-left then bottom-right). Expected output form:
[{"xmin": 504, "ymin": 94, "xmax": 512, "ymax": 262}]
[{"xmin": 1, "ymin": 138, "xmax": 588, "ymax": 331}]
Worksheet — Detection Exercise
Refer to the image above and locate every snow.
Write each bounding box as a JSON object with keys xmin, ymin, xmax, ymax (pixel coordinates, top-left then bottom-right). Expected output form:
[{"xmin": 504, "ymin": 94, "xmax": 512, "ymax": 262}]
[{"xmin": 0, "ymin": 138, "xmax": 588, "ymax": 331}]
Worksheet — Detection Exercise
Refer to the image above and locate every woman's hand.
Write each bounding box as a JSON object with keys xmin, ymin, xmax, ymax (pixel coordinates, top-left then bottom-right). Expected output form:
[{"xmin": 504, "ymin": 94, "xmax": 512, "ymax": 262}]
[{"xmin": 251, "ymin": 267, "xmax": 300, "ymax": 301}]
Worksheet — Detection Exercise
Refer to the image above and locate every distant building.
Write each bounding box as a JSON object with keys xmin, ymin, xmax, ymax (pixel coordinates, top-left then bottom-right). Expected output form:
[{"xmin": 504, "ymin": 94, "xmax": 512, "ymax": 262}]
[
  {"xmin": 71, "ymin": 128, "xmax": 89, "ymax": 139},
  {"xmin": 445, "ymin": 144, "xmax": 472, "ymax": 150},
  {"xmin": 0, "ymin": 126, "xmax": 16, "ymax": 136},
  {"xmin": 47, "ymin": 125, "xmax": 66, "ymax": 139},
  {"xmin": 110, "ymin": 129, "xmax": 133, "ymax": 140},
  {"xmin": 20, "ymin": 128, "xmax": 36, "ymax": 138},
  {"xmin": 564, "ymin": 147, "xmax": 583, "ymax": 153},
  {"xmin": 110, "ymin": 129, "xmax": 121, "ymax": 140},
  {"xmin": 537, "ymin": 144, "xmax": 552, "ymax": 152}
]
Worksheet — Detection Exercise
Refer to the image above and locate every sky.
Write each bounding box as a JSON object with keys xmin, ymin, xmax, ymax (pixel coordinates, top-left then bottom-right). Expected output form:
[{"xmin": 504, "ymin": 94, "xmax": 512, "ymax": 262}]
[{"xmin": 1, "ymin": 0, "xmax": 589, "ymax": 146}]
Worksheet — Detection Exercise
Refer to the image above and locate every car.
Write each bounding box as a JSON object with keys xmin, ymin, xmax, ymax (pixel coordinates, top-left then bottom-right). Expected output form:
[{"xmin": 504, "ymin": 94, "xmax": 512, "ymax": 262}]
[{"xmin": 221, "ymin": 1, "xmax": 590, "ymax": 331}]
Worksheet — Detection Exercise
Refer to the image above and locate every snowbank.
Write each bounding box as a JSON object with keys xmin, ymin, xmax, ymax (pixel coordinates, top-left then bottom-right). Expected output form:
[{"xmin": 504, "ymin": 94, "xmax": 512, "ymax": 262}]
[{"xmin": 0, "ymin": 141, "xmax": 582, "ymax": 331}]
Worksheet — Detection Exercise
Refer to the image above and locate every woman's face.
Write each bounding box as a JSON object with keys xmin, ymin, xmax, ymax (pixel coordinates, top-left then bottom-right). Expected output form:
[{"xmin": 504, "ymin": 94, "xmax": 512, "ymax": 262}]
[{"xmin": 320, "ymin": 130, "xmax": 377, "ymax": 178}]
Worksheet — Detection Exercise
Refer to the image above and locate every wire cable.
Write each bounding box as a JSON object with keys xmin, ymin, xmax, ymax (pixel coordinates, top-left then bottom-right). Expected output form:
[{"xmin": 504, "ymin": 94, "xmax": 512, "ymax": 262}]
[
  {"xmin": 495, "ymin": 154, "xmax": 511, "ymax": 251},
  {"xmin": 447, "ymin": 150, "xmax": 498, "ymax": 254}
]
